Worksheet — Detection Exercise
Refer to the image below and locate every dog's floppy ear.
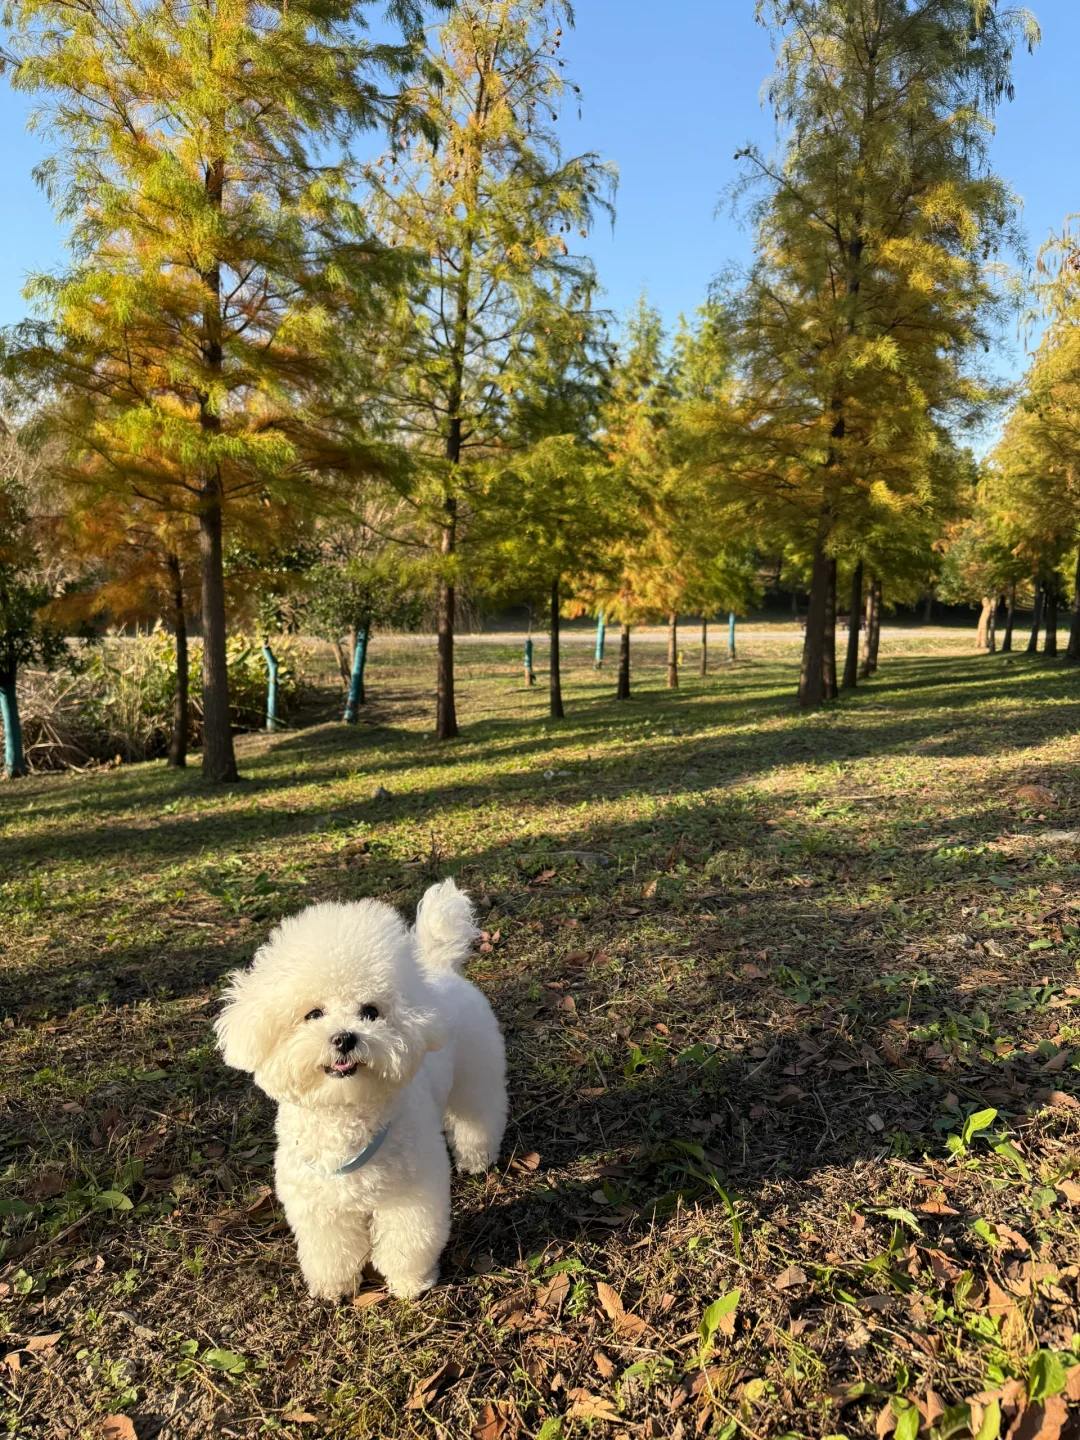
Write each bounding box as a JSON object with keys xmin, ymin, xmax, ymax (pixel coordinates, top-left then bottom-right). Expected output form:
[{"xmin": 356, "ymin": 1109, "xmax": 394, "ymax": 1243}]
[{"xmin": 214, "ymin": 967, "xmax": 278, "ymax": 1073}]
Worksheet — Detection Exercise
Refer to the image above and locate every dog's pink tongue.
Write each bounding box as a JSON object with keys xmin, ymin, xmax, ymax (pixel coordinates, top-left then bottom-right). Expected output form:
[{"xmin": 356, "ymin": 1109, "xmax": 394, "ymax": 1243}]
[{"xmin": 332, "ymin": 1058, "xmax": 354, "ymax": 1072}]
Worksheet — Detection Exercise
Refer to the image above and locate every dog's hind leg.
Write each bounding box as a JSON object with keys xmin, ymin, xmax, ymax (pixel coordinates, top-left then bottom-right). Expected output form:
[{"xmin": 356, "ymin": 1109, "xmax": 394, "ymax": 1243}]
[{"xmin": 443, "ymin": 1035, "xmax": 507, "ymax": 1173}]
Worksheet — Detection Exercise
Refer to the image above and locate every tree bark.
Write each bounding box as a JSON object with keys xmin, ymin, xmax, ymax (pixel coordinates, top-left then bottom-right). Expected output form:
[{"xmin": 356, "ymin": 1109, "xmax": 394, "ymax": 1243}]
[
  {"xmin": 549, "ymin": 577, "xmax": 564, "ymax": 719},
  {"xmin": 976, "ymin": 596, "xmax": 994, "ymax": 651},
  {"xmin": 868, "ymin": 578, "xmax": 882, "ymax": 674},
  {"xmin": 166, "ymin": 551, "xmax": 188, "ymax": 768},
  {"xmin": 666, "ymin": 612, "xmax": 678, "ymax": 688},
  {"xmin": 197, "ymin": 479, "xmax": 238, "ymax": 783},
  {"xmin": 1045, "ymin": 587, "xmax": 1058, "ymax": 656},
  {"xmin": 1002, "ymin": 583, "xmax": 1015, "ymax": 653},
  {"xmin": 616, "ymin": 624, "xmax": 631, "ymax": 701},
  {"xmin": 1067, "ymin": 554, "xmax": 1080, "ymax": 661},
  {"xmin": 842, "ymin": 561, "xmax": 862, "ymax": 689},
  {"xmin": 0, "ymin": 674, "xmax": 27, "ymax": 778},
  {"xmin": 436, "ymin": 493, "xmax": 458, "ymax": 740},
  {"xmin": 196, "ymin": 153, "xmax": 238, "ymax": 784},
  {"xmin": 700, "ymin": 619, "xmax": 707, "ymax": 677},
  {"xmin": 987, "ymin": 598, "xmax": 997, "ymax": 654},
  {"xmin": 923, "ymin": 591, "xmax": 933, "ymax": 624},
  {"xmin": 1027, "ymin": 582, "xmax": 1043, "ymax": 654},
  {"xmin": 861, "ymin": 577, "xmax": 881, "ymax": 677},
  {"xmin": 594, "ymin": 612, "xmax": 606, "ymax": 669},
  {"xmin": 823, "ymin": 557, "xmax": 838, "ymax": 700},
  {"xmin": 799, "ymin": 530, "xmax": 831, "ymax": 707},
  {"xmin": 331, "ymin": 636, "xmax": 350, "ymax": 687}
]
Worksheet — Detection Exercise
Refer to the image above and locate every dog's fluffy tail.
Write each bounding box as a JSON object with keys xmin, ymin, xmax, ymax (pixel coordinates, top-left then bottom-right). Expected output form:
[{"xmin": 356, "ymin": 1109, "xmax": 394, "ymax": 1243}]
[{"xmin": 415, "ymin": 878, "xmax": 479, "ymax": 973}]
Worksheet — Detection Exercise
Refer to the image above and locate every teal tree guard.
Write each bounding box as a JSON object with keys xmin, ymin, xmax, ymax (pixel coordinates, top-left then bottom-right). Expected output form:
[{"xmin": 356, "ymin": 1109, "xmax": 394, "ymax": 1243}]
[
  {"xmin": 728, "ymin": 612, "xmax": 736, "ymax": 661},
  {"xmin": 524, "ymin": 636, "xmax": 535, "ymax": 685},
  {"xmin": 594, "ymin": 611, "xmax": 606, "ymax": 669},
  {"xmin": 261, "ymin": 642, "xmax": 280, "ymax": 733},
  {"xmin": 344, "ymin": 628, "xmax": 369, "ymax": 723},
  {"xmin": 0, "ymin": 677, "xmax": 27, "ymax": 778}
]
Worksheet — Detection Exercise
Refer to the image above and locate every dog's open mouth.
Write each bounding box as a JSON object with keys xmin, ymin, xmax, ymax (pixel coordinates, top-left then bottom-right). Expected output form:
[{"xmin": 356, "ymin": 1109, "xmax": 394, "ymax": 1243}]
[{"xmin": 324, "ymin": 1058, "xmax": 363, "ymax": 1078}]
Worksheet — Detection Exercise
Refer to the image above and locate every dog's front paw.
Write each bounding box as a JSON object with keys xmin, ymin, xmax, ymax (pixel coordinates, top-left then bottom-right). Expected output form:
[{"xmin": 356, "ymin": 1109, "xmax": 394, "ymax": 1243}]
[{"xmin": 384, "ymin": 1267, "xmax": 439, "ymax": 1300}]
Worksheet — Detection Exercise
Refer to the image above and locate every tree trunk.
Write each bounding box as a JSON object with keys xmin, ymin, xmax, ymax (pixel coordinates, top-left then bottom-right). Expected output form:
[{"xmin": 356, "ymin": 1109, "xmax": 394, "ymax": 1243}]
[
  {"xmin": 1026, "ymin": 582, "xmax": 1043, "ymax": 654},
  {"xmin": 1067, "ymin": 555, "xmax": 1080, "ymax": 661},
  {"xmin": 331, "ymin": 636, "xmax": 350, "ymax": 687},
  {"xmin": 861, "ymin": 578, "xmax": 881, "ymax": 678},
  {"xmin": 923, "ymin": 591, "xmax": 933, "ymax": 624},
  {"xmin": 196, "ymin": 152, "xmax": 238, "ymax": 784},
  {"xmin": 550, "ymin": 577, "xmax": 564, "ymax": 719},
  {"xmin": 0, "ymin": 674, "xmax": 27, "ymax": 778},
  {"xmin": 868, "ymin": 578, "xmax": 882, "ymax": 674},
  {"xmin": 262, "ymin": 641, "xmax": 280, "ymax": 731},
  {"xmin": 666, "ymin": 612, "xmax": 678, "ymax": 688},
  {"xmin": 616, "ymin": 623, "xmax": 631, "ymax": 701},
  {"xmin": 1045, "ymin": 588, "xmax": 1059, "ymax": 656},
  {"xmin": 823, "ymin": 558, "xmax": 838, "ymax": 700},
  {"xmin": 728, "ymin": 612, "xmax": 736, "ymax": 661},
  {"xmin": 436, "ymin": 495, "xmax": 458, "ymax": 740},
  {"xmin": 166, "ymin": 551, "xmax": 188, "ymax": 768},
  {"xmin": 524, "ymin": 636, "xmax": 535, "ymax": 685},
  {"xmin": 976, "ymin": 596, "xmax": 994, "ymax": 651},
  {"xmin": 594, "ymin": 611, "xmax": 605, "ymax": 669},
  {"xmin": 1002, "ymin": 583, "xmax": 1015, "ymax": 653},
  {"xmin": 842, "ymin": 561, "xmax": 863, "ymax": 689},
  {"xmin": 987, "ymin": 599, "xmax": 997, "ymax": 654},
  {"xmin": 700, "ymin": 619, "xmax": 707, "ymax": 677},
  {"xmin": 798, "ymin": 531, "xmax": 831, "ymax": 707},
  {"xmin": 197, "ymin": 481, "xmax": 239, "ymax": 783},
  {"xmin": 344, "ymin": 628, "xmax": 369, "ymax": 722}
]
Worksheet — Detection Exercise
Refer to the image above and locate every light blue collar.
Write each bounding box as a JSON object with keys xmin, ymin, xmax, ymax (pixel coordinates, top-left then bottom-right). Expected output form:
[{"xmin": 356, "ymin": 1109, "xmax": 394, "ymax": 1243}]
[{"xmin": 318, "ymin": 1123, "xmax": 391, "ymax": 1177}]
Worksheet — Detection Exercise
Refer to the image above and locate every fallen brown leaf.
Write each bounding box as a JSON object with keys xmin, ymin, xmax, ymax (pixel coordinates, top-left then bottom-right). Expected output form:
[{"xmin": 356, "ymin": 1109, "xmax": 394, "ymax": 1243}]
[
  {"xmin": 405, "ymin": 1359, "xmax": 463, "ymax": 1410},
  {"xmin": 774, "ymin": 1265, "xmax": 807, "ymax": 1291},
  {"xmin": 595, "ymin": 1281, "xmax": 647, "ymax": 1340},
  {"xmin": 1008, "ymin": 1394, "xmax": 1068, "ymax": 1440},
  {"xmin": 594, "ymin": 1350, "xmax": 616, "ymax": 1380},
  {"xmin": 567, "ymin": 1389, "xmax": 621, "ymax": 1422},
  {"xmin": 24, "ymin": 1333, "xmax": 62, "ymax": 1352},
  {"xmin": 282, "ymin": 1413, "xmax": 318, "ymax": 1425},
  {"xmin": 102, "ymin": 1419, "xmax": 138, "ymax": 1440},
  {"xmin": 351, "ymin": 1288, "xmax": 388, "ymax": 1308},
  {"xmin": 1056, "ymin": 1179, "xmax": 1080, "ymax": 1205},
  {"xmin": 472, "ymin": 1400, "xmax": 518, "ymax": 1440},
  {"xmin": 536, "ymin": 1272, "xmax": 571, "ymax": 1313},
  {"xmin": 512, "ymin": 1152, "xmax": 541, "ymax": 1172}
]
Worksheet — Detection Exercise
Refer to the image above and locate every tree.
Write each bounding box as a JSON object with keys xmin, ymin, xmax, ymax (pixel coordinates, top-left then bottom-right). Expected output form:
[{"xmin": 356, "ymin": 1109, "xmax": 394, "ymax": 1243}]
[
  {"xmin": 52, "ymin": 494, "xmax": 198, "ymax": 765},
  {"xmin": 0, "ymin": 420, "xmax": 69, "ymax": 777},
  {"xmin": 480, "ymin": 435, "xmax": 623, "ymax": 719},
  {"xmin": 304, "ymin": 536, "xmax": 427, "ymax": 722},
  {"xmin": 711, "ymin": 0, "xmax": 1037, "ymax": 707},
  {"xmin": 4, "ymin": 0, "xmax": 440, "ymax": 780},
  {"xmin": 367, "ymin": 0, "xmax": 615, "ymax": 739}
]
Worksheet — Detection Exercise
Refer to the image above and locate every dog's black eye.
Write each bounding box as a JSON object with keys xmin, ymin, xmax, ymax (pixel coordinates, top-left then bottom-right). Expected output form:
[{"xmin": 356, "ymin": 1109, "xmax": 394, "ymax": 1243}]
[
  {"xmin": 359, "ymin": 1004, "xmax": 379, "ymax": 1022},
  {"xmin": 303, "ymin": 1008, "xmax": 324, "ymax": 1022}
]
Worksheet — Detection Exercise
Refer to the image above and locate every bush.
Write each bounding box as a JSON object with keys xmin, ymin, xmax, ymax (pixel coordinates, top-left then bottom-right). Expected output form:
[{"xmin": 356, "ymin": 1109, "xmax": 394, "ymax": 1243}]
[{"xmin": 13, "ymin": 631, "xmax": 308, "ymax": 771}]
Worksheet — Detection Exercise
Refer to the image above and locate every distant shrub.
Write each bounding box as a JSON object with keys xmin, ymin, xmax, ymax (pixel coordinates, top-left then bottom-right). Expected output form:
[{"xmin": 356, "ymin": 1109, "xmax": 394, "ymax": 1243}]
[{"xmin": 14, "ymin": 631, "xmax": 308, "ymax": 771}]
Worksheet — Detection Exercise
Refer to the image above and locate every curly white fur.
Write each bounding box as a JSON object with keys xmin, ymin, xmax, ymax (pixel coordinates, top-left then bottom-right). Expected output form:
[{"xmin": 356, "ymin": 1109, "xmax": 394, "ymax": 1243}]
[{"xmin": 214, "ymin": 880, "xmax": 507, "ymax": 1301}]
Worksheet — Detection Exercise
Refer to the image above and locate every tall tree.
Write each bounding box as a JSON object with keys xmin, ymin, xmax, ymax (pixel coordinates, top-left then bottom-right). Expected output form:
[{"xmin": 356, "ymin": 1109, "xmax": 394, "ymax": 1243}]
[
  {"xmin": 4, "ymin": 0, "xmax": 439, "ymax": 780},
  {"xmin": 368, "ymin": 0, "xmax": 614, "ymax": 739},
  {"xmin": 715, "ymin": 0, "xmax": 1037, "ymax": 707}
]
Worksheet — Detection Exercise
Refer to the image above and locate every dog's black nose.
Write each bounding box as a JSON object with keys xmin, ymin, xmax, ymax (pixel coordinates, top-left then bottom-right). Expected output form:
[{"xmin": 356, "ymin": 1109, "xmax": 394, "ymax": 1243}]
[{"xmin": 331, "ymin": 1031, "xmax": 357, "ymax": 1053}]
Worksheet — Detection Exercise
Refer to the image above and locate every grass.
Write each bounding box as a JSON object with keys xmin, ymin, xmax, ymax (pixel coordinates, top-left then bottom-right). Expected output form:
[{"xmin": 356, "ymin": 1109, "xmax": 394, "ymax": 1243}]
[{"xmin": 4, "ymin": 630, "xmax": 1080, "ymax": 1440}]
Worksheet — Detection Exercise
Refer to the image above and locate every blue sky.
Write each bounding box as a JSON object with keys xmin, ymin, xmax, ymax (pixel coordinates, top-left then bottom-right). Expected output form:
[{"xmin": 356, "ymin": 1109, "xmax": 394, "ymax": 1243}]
[{"xmin": 1, "ymin": 0, "xmax": 1076, "ymax": 382}]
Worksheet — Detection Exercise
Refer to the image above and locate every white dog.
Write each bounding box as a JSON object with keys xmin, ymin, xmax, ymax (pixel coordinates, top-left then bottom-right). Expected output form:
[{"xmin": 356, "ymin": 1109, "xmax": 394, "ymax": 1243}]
[{"xmin": 214, "ymin": 879, "xmax": 507, "ymax": 1301}]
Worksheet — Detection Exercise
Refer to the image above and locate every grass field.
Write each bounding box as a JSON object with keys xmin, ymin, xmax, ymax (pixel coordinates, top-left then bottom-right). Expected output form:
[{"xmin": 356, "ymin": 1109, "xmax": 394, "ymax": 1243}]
[{"xmin": 4, "ymin": 630, "xmax": 1080, "ymax": 1440}]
